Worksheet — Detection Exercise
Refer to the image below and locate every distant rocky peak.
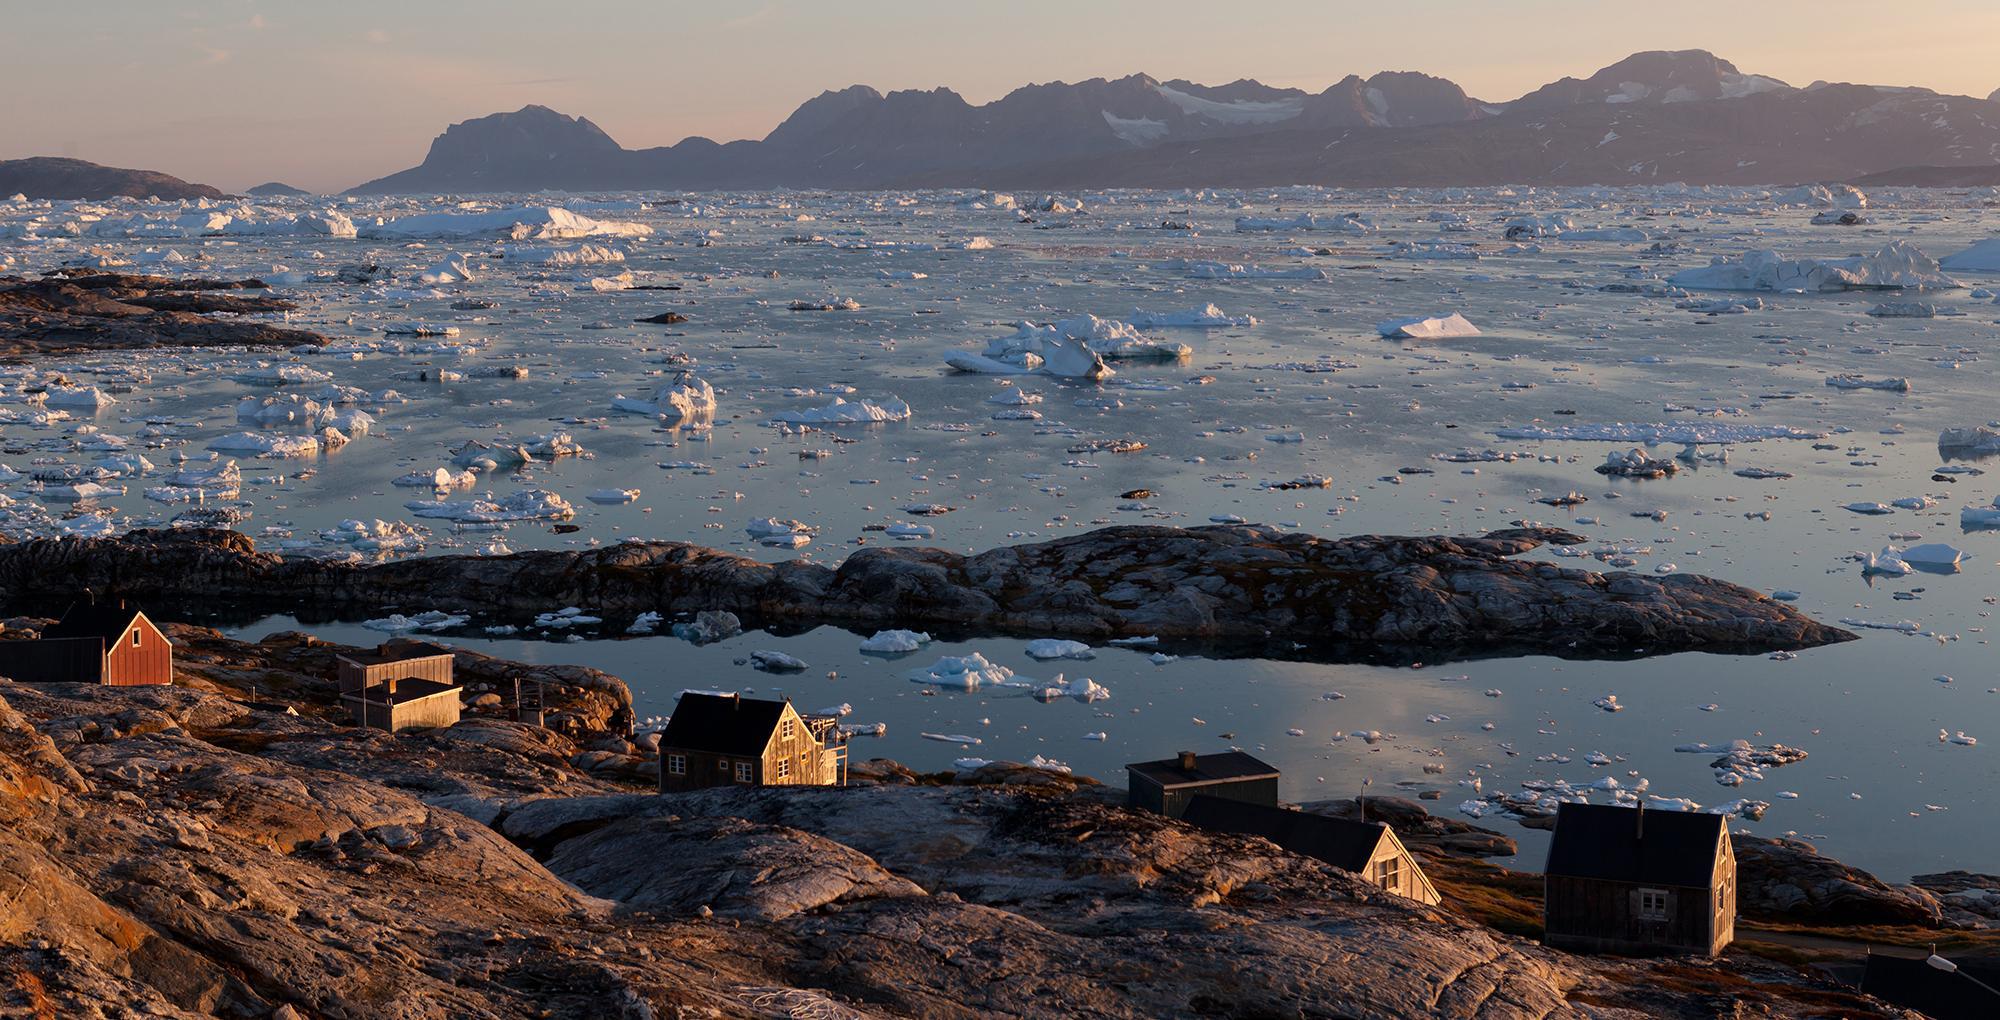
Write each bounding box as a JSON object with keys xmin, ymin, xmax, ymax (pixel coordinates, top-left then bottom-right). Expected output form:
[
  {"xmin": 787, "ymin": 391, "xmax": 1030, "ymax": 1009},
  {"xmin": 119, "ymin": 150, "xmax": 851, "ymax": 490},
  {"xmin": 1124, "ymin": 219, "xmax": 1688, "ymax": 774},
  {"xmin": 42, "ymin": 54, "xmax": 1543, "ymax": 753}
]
[
  {"xmin": 422, "ymin": 106, "xmax": 621, "ymax": 170},
  {"xmin": 1507, "ymin": 49, "xmax": 1792, "ymax": 111}
]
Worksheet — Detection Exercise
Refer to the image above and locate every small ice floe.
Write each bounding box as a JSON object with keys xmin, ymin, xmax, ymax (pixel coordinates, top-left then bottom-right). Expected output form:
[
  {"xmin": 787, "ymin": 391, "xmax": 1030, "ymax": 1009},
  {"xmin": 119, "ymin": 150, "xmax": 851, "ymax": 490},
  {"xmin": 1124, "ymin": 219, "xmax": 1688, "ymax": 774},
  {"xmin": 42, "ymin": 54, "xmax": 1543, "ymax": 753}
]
[
  {"xmin": 884, "ymin": 521, "xmax": 935, "ymax": 540},
  {"xmin": 586, "ymin": 488, "xmax": 640, "ymax": 505},
  {"xmin": 746, "ymin": 518, "xmax": 816, "ymax": 547},
  {"xmin": 1845, "ymin": 502, "xmax": 1895, "ymax": 515},
  {"xmin": 1685, "ymin": 739, "xmax": 1808, "ymax": 786},
  {"xmin": 908, "ymin": 653, "xmax": 1017, "ymax": 689},
  {"xmin": 672, "ymin": 611, "xmax": 741, "ymax": 644},
  {"xmin": 1855, "ymin": 546, "xmax": 1913, "ymax": 576},
  {"xmin": 406, "ymin": 490, "xmax": 575, "ymax": 523},
  {"xmin": 1596, "ymin": 448, "xmax": 1678, "ymax": 478},
  {"xmin": 1942, "ymin": 730, "xmax": 1978, "ymax": 746},
  {"xmin": 1376, "ymin": 313, "xmax": 1480, "ymax": 340},
  {"xmin": 1025, "ymin": 639, "xmax": 1094, "ymax": 661},
  {"xmin": 535, "ymin": 607, "xmax": 604, "ymax": 628},
  {"xmin": 925, "ymin": 733, "xmax": 982, "ymax": 745},
  {"xmin": 771, "ymin": 396, "xmax": 910, "ymax": 425},
  {"xmin": 612, "ymin": 371, "xmax": 717, "ymax": 423},
  {"xmin": 749, "ymin": 650, "xmax": 808, "ymax": 673},
  {"xmin": 859, "ymin": 629, "xmax": 932, "ymax": 654},
  {"xmin": 362, "ymin": 610, "xmax": 467, "ymax": 633},
  {"xmin": 1866, "ymin": 301, "xmax": 1941, "ymax": 318},
  {"xmin": 1825, "ymin": 374, "xmax": 1912, "ymax": 392},
  {"xmin": 1126, "ymin": 303, "xmax": 1258, "ymax": 328},
  {"xmin": 1900, "ymin": 542, "xmax": 1965, "ymax": 572},
  {"xmin": 208, "ymin": 432, "xmax": 319, "ymax": 458},
  {"xmin": 627, "ymin": 612, "xmax": 662, "ymax": 635},
  {"xmin": 1961, "ymin": 495, "xmax": 2000, "ymax": 529},
  {"xmin": 1891, "ymin": 496, "xmax": 1935, "ymax": 510},
  {"xmin": 393, "ymin": 467, "xmax": 477, "ymax": 492},
  {"xmin": 1593, "ymin": 695, "xmax": 1623, "ymax": 712},
  {"xmin": 1035, "ymin": 673, "xmax": 1110, "ymax": 703}
]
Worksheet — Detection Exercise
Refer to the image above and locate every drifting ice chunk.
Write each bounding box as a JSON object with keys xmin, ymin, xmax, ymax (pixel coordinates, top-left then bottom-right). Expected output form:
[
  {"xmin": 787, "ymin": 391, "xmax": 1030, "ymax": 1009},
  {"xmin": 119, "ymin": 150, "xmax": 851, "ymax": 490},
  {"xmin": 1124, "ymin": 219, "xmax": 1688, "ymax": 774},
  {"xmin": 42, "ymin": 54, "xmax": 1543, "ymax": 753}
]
[
  {"xmin": 1377, "ymin": 313, "xmax": 1480, "ymax": 340},
  {"xmin": 362, "ymin": 206, "xmax": 651, "ymax": 241},
  {"xmin": 611, "ymin": 371, "xmax": 715, "ymax": 422},
  {"xmin": 207, "ymin": 432, "xmax": 318, "ymax": 458},
  {"xmin": 1024, "ymin": 639, "xmax": 1095, "ymax": 661},
  {"xmin": 43, "ymin": 386, "xmax": 116, "ymax": 410},
  {"xmin": 1939, "ymin": 239, "xmax": 2000, "ymax": 272},
  {"xmin": 771, "ymin": 396, "xmax": 910, "ymax": 425},
  {"xmin": 1826, "ymin": 374, "xmax": 1910, "ymax": 392},
  {"xmin": 860, "ymin": 630, "xmax": 932, "ymax": 654},
  {"xmin": 1126, "ymin": 304, "xmax": 1258, "ymax": 328},
  {"xmin": 1669, "ymin": 241, "xmax": 1960, "ymax": 293},
  {"xmin": 908, "ymin": 653, "xmax": 1015, "ymax": 689},
  {"xmin": 405, "ymin": 489, "xmax": 575, "ymax": 523},
  {"xmin": 1901, "ymin": 543, "xmax": 1965, "ymax": 570}
]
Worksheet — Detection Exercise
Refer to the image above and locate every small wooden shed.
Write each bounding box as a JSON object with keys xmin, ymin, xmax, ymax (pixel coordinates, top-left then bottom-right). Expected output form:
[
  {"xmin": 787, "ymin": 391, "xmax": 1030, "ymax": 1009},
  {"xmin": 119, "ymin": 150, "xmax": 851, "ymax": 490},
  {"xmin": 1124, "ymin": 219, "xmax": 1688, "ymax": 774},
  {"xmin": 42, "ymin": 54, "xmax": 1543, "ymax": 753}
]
[
  {"xmin": 1182, "ymin": 794, "xmax": 1441, "ymax": 905},
  {"xmin": 1543, "ymin": 802, "xmax": 1736, "ymax": 956},
  {"xmin": 0, "ymin": 601, "xmax": 172, "ymax": 686},
  {"xmin": 334, "ymin": 645, "xmax": 461, "ymax": 733},
  {"xmin": 656, "ymin": 692, "xmax": 846, "ymax": 794},
  {"xmin": 1125, "ymin": 751, "xmax": 1280, "ymax": 819}
]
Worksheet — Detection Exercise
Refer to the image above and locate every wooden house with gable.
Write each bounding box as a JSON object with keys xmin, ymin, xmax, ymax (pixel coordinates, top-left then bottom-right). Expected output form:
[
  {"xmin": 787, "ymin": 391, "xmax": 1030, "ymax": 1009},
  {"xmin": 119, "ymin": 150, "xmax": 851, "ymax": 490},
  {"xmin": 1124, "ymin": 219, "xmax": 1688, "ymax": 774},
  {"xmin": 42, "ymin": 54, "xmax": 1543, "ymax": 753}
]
[
  {"xmin": 656, "ymin": 692, "xmax": 847, "ymax": 793},
  {"xmin": 0, "ymin": 600, "xmax": 172, "ymax": 685},
  {"xmin": 1543, "ymin": 802, "xmax": 1736, "ymax": 956}
]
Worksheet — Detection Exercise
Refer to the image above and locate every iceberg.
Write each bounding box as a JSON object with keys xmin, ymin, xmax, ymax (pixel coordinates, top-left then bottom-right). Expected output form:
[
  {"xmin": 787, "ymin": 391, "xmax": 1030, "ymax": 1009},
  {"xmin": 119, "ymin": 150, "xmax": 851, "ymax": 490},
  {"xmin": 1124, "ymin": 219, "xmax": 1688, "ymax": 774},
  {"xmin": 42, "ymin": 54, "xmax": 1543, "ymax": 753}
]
[
  {"xmin": 1669, "ymin": 241, "xmax": 1960, "ymax": 293},
  {"xmin": 611, "ymin": 371, "xmax": 716, "ymax": 422},
  {"xmin": 1940, "ymin": 239, "xmax": 2000, "ymax": 273},
  {"xmin": 405, "ymin": 489, "xmax": 575, "ymax": 523},
  {"xmin": 771, "ymin": 396, "xmax": 911, "ymax": 425},
  {"xmin": 361, "ymin": 206, "xmax": 650, "ymax": 241},
  {"xmin": 1125, "ymin": 304, "xmax": 1258, "ymax": 328},
  {"xmin": 1377, "ymin": 313, "xmax": 1480, "ymax": 340}
]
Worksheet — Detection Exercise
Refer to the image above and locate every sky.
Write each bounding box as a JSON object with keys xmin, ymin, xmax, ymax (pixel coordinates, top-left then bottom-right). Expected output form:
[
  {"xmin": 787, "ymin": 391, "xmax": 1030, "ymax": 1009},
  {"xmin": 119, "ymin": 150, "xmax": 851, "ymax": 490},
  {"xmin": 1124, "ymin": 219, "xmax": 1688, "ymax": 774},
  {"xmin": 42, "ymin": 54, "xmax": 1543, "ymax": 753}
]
[{"xmin": 5, "ymin": 0, "xmax": 1999, "ymax": 193}]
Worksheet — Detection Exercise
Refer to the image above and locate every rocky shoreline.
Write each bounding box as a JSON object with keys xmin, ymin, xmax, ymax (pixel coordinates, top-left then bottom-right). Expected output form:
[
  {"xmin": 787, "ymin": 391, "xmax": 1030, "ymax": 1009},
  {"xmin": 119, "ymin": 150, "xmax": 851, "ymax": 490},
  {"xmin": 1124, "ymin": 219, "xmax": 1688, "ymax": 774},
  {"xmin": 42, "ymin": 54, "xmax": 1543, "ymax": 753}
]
[
  {"xmin": 0, "ymin": 271, "xmax": 324, "ymax": 358},
  {"xmin": 0, "ymin": 619, "xmax": 1966, "ymax": 1018},
  {"xmin": 0, "ymin": 525, "xmax": 1853, "ymax": 661}
]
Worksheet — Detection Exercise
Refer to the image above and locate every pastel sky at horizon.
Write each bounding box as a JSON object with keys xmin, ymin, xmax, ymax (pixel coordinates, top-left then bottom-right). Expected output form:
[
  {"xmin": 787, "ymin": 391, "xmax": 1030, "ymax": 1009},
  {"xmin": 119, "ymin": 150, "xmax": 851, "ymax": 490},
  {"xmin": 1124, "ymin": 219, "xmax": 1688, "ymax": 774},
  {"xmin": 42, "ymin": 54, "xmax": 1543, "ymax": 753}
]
[{"xmin": 5, "ymin": 0, "xmax": 1998, "ymax": 193}]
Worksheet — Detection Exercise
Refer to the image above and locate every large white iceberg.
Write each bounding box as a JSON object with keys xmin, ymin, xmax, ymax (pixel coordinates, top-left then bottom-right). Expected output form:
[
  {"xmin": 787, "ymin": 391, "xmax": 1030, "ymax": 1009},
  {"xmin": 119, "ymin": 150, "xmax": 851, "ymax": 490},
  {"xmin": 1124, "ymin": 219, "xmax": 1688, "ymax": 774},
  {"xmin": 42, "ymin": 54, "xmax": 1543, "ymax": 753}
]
[
  {"xmin": 1940, "ymin": 239, "xmax": 2000, "ymax": 273},
  {"xmin": 361, "ymin": 206, "xmax": 651, "ymax": 241},
  {"xmin": 771, "ymin": 396, "xmax": 910, "ymax": 425},
  {"xmin": 1670, "ymin": 241, "xmax": 1960, "ymax": 293},
  {"xmin": 611, "ymin": 371, "xmax": 715, "ymax": 422},
  {"xmin": 1377, "ymin": 313, "xmax": 1481, "ymax": 340}
]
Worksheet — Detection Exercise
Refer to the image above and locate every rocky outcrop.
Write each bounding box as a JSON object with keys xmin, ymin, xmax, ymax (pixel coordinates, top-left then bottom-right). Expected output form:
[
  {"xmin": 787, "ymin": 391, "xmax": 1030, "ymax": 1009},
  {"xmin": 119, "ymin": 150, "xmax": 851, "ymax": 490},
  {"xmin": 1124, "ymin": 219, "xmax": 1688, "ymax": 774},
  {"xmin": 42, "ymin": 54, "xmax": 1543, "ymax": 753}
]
[
  {"xmin": 0, "ymin": 156, "xmax": 224, "ymax": 200},
  {"xmin": 0, "ymin": 658, "xmax": 1922, "ymax": 1018},
  {"xmin": 0, "ymin": 272, "xmax": 324, "ymax": 358},
  {"xmin": 1737, "ymin": 835, "xmax": 1945, "ymax": 927},
  {"xmin": 0, "ymin": 526, "xmax": 1853, "ymax": 661}
]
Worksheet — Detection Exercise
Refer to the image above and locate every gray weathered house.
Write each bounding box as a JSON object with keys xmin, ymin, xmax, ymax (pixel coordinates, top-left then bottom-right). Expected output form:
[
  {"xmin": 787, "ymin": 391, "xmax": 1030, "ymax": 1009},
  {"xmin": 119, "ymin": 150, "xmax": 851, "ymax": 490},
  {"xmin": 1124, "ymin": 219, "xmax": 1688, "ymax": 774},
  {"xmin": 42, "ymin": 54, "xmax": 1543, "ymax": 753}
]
[
  {"xmin": 335, "ymin": 646, "xmax": 462, "ymax": 733},
  {"xmin": 1181, "ymin": 794, "xmax": 1441, "ymax": 905},
  {"xmin": 656, "ymin": 692, "xmax": 847, "ymax": 793},
  {"xmin": 1125, "ymin": 751, "xmax": 1280, "ymax": 818},
  {"xmin": 1543, "ymin": 802, "xmax": 1736, "ymax": 956}
]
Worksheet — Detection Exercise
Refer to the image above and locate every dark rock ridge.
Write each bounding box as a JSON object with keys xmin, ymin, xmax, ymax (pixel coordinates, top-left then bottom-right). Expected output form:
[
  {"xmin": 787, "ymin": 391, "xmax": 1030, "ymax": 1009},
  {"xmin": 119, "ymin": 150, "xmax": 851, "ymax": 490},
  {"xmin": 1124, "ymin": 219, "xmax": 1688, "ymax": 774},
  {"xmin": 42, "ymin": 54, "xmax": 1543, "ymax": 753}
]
[
  {"xmin": 244, "ymin": 181, "xmax": 312, "ymax": 197},
  {"xmin": 0, "ymin": 525, "xmax": 1854, "ymax": 660},
  {"xmin": 0, "ymin": 675, "xmax": 1918, "ymax": 1017},
  {"xmin": 347, "ymin": 49, "xmax": 2000, "ymax": 193},
  {"xmin": 0, "ymin": 156, "xmax": 224, "ymax": 201},
  {"xmin": 0, "ymin": 271, "xmax": 324, "ymax": 358}
]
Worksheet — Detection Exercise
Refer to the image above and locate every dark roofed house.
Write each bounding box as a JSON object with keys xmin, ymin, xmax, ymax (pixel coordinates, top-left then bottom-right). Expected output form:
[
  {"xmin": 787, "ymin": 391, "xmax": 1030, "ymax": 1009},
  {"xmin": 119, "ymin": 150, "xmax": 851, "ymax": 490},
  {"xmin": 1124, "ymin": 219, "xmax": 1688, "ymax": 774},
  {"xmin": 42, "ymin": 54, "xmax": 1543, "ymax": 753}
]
[
  {"xmin": 1182, "ymin": 794, "xmax": 1440, "ymax": 905},
  {"xmin": 1126, "ymin": 751, "xmax": 1280, "ymax": 819},
  {"xmin": 0, "ymin": 599, "xmax": 172, "ymax": 686},
  {"xmin": 657, "ymin": 692, "xmax": 847, "ymax": 793},
  {"xmin": 1543, "ymin": 802, "xmax": 1736, "ymax": 956}
]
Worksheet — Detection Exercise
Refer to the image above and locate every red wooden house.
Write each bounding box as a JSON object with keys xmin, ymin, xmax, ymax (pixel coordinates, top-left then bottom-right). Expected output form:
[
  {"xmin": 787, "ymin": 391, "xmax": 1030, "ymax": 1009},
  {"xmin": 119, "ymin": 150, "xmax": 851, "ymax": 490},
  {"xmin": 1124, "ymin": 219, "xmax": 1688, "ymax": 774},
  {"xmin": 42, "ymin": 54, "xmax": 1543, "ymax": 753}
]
[{"xmin": 0, "ymin": 600, "xmax": 173, "ymax": 686}]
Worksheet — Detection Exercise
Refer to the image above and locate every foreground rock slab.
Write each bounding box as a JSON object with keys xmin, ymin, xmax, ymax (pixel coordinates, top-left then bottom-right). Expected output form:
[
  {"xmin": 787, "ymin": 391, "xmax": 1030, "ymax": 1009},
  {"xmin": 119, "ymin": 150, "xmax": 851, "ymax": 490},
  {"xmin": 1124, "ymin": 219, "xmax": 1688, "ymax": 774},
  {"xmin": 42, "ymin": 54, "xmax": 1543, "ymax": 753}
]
[{"xmin": 0, "ymin": 525, "xmax": 1853, "ymax": 661}]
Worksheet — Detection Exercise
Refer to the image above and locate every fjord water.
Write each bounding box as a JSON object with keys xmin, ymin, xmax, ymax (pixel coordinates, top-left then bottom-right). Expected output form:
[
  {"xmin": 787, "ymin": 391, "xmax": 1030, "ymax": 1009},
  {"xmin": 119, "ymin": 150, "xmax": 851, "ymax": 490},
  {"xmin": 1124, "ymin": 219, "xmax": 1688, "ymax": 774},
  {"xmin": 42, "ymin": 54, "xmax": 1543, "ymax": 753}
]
[{"xmin": 12, "ymin": 187, "xmax": 1997, "ymax": 878}]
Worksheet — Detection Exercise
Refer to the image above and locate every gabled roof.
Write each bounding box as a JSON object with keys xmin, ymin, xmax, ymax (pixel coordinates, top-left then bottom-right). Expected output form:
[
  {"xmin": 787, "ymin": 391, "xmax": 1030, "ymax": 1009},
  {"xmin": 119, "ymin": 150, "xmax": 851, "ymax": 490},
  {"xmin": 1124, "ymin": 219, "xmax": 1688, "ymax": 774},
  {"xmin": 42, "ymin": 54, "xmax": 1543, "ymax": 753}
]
[
  {"xmin": 1127, "ymin": 751, "xmax": 1280, "ymax": 788},
  {"xmin": 1181, "ymin": 795, "xmax": 1388, "ymax": 871},
  {"xmin": 336, "ymin": 648, "xmax": 456, "ymax": 667},
  {"xmin": 658, "ymin": 693, "xmax": 790, "ymax": 756},
  {"xmin": 1545, "ymin": 803, "xmax": 1725, "ymax": 888},
  {"xmin": 44, "ymin": 601, "xmax": 159, "ymax": 645}
]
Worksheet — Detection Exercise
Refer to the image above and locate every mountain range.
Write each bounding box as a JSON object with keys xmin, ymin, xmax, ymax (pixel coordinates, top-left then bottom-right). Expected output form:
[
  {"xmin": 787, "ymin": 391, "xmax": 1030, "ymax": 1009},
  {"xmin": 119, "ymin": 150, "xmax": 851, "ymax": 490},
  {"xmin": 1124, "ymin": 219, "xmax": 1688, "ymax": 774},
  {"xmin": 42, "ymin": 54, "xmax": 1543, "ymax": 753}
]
[
  {"xmin": 0, "ymin": 157, "xmax": 224, "ymax": 201},
  {"xmin": 347, "ymin": 50, "xmax": 2000, "ymax": 194}
]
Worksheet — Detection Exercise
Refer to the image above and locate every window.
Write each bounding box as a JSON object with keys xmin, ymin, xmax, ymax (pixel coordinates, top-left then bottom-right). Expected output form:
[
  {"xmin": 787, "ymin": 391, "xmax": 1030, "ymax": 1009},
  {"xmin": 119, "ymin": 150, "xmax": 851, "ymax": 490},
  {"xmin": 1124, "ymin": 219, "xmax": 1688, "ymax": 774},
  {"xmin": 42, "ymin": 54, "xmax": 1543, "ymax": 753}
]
[
  {"xmin": 667, "ymin": 754, "xmax": 686, "ymax": 776},
  {"xmin": 776, "ymin": 758, "xmax": 791, "ymax": 780},
  {"xmin": 735, "ymin": 762, "xmax": 754, "ymax": 783},
  {"xmin": 781, "ymin": 718, "xmax": 796, "ymax": 741},
  {"xmin": 1638, "ymin": 888, "xmax": 1670, "ymax": 921},
  {"xmin": 1373, "ymin": 856, "xmax": 1402, "ymax": 890},
  {"xmin": 131, "ymin": 629, "xmax": 141, "ymax": 647},
  {"xmin": 717, "ymin": 758, "xmax": 730, "ymax": 772}
]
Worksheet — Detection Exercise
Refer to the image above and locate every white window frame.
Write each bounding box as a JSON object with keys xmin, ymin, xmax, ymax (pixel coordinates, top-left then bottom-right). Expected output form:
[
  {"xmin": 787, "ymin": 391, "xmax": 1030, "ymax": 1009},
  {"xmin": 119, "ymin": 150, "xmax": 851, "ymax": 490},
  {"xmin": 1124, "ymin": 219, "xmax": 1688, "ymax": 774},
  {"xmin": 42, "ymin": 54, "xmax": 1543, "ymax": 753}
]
[
  {"xmin": 734, "ymin": 761, "xmax": 754, "ymax": 783},
  {"xmin": 667, "ymin": 754, "xmax": 686, "ymax": 776},
  {"xmin": 131, "ymin": 628, "xmax": 141, "ymax": 647},
  {"xmin": 1638, "ymin": 887, "xmax": 1670, "ymax": 922},
  {"xmin": 776, "ymin": 758, "xmax": 791, "ymax": 780}
]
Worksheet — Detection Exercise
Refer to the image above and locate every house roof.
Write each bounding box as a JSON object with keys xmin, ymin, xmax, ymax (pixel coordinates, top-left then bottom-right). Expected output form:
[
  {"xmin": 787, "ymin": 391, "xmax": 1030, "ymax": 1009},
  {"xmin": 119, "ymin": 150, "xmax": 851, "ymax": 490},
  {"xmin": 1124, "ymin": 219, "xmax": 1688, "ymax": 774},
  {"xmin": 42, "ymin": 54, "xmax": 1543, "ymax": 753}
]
[
  {"xmin": 339, "ymin": 678, "xmax": 460, "ymax": 706},
  {"xmin": 1127, "ymin": 751, "xmax": 1280, "ymax": 789},
  {"xmin": 658, "ymin": 693, "xmax": 790, "ymax": 756},
  {"xmin": 44, "ymin": 602, "xmax": 158, "ymax": 645},
  {"xmin": 336, "ymin": 649, "xmax": 456, "ymax": 667},
  {"xmin": 1181, "ymin": 795, "xmax": 1389, "ymax": 871},
  {"xmin": 1544, "ymin": 803, "xmax": 1725, "ymax": 888},
  {"xmin": 1861, "ymin": 953, "xmax": 2000, "ymax": 1020}
]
